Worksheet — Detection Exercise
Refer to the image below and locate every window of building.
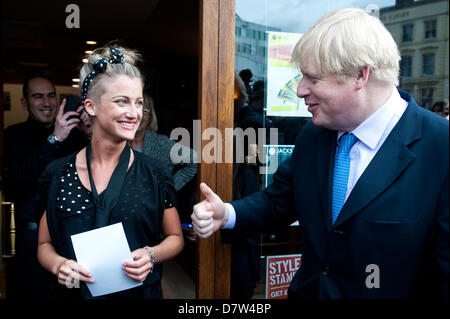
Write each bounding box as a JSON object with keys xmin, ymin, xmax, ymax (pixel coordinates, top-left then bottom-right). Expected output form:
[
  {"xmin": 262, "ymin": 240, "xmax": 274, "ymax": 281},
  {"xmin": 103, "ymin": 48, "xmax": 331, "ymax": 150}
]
[
  {"xmin": 258, "ymin": 63, "xmax": 265, "ymax": 73},
  {"xmin": 258, "ymin": 31, "xmax": 263, "ymax": 40},
  {"xmin": 422, "ymin": 53, "xmax": 435, "ymax": 76},
  {"xmin": 238, "ymin": 43, "xmax": 252, "ymax": 54},
  {"xmin": 421, "ymin": 88, "xmax": 433, "ymax": 108},
  {"xmin": 400, "ymin": 55, "xmax": 412, "ymax": 77},
  {"xmin": 424, "ymin": 19, "xmax": 436, "ymax": 40},
  {"xmin": 402, "ymin": 23, "xmax": 413, "ymax": 42},
  {"xmin": 257, "ymin": 46, "xmax": 266, "ymax": 57},
  {"xmin": 236, "ymin": 27, "xmax": 242, "ymax": 37}
]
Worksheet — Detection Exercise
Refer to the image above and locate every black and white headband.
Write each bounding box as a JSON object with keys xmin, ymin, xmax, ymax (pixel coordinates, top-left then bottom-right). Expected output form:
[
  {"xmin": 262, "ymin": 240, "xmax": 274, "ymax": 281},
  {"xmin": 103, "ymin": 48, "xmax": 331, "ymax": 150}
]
[{"xmin": 80, "ymin": 46, "xmax": 124, "ymax": 104}]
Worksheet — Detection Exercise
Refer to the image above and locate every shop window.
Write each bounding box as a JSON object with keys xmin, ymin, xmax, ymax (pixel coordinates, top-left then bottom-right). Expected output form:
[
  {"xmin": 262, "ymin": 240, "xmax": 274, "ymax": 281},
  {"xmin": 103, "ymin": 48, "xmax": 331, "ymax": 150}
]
[{"xmin": 234, "ymin": 0, "xmax": 447, "ymax": 300}]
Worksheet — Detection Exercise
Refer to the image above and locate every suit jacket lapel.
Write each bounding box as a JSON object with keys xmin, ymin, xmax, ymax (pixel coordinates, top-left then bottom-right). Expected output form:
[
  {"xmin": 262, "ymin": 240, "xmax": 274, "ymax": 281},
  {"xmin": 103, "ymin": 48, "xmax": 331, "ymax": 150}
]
[
  {"xmin": 316, "ymin": 130, "xmax": 336, "ymax": 232},
  {"xmin": 334, "ymin": 95, "xmax": 422, "ymax": 228}
]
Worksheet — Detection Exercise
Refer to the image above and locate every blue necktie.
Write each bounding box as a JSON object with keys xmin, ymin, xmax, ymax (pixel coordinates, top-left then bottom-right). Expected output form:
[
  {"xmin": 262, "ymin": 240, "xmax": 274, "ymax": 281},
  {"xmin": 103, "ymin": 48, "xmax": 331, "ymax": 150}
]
[{"xmin": 331, "ymin": 133, "xmax": 358, "ymax": 225}]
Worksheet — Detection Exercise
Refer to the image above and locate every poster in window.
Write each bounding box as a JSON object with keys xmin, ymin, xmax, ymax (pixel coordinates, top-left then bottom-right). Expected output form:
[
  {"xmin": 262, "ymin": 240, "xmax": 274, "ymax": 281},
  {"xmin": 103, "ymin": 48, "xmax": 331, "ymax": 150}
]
[
  {"xmin": 266, "ymin": 31, "xmax": 310, "ymax": 118},
  {"xmin": 266, "ymin": 254, "xmax": 302, "ymax": 299},
  {"xmin": 263, "ymin": 144, "xmax": 295, "ymax": 188}
]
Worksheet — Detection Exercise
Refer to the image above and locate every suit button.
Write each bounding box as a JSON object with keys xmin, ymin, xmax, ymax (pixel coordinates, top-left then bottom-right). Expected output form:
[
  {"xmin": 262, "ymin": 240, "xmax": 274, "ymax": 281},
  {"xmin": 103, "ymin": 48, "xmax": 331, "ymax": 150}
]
[{"xmin": 322, "ymin": 267, "xmax": 330, "ymax": 276}]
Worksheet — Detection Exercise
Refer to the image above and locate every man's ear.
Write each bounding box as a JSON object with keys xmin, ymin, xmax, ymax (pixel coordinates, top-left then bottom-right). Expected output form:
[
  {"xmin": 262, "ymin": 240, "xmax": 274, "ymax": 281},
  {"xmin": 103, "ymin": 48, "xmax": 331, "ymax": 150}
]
[
  {"xmin": 20, "ymin": 97, "xmax": 28, "ymax": 111},
  {"xmin": 355, "ymin": 66, "xmax": 370, "ymax": 90},
  {"xmin": 84, "ymin": 99, "xmax": 96, "ymax": 116}
]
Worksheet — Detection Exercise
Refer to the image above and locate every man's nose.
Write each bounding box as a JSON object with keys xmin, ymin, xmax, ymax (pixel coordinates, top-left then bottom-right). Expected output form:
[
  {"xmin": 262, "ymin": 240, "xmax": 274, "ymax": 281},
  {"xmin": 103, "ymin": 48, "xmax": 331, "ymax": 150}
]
[
  {"xmin": 43, "ymin": 96, "xmax": 50, "ymax": 106},
  {"xmin": 297, "ymin": 79, "xmax": 309, "ymax": 98},
  {"xmin": 43, "ymin": 95, "xmax": 57, "ymax": 108}
]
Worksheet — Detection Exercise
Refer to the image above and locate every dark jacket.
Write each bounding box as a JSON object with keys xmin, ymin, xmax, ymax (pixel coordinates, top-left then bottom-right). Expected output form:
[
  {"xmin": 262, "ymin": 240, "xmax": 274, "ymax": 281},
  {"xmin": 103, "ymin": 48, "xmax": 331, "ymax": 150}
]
[{"xmin": 3, "ymin": 117, "xmax": 88, "ymax": 222}]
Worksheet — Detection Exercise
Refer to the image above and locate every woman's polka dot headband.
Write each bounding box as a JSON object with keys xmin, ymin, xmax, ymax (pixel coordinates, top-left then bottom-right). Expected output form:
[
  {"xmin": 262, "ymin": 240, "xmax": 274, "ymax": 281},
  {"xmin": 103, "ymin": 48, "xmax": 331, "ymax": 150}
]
[{"xmin": 80, "ymin": 47, "xmax": 124, "ymax": 103}]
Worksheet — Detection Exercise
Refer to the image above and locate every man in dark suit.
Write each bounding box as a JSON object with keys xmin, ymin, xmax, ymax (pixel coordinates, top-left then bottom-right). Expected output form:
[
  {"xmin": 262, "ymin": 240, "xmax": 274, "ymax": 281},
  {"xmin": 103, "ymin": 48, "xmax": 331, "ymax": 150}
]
[
  {"xmin": 191, "ymin": 8, "xmax": 448, "ymax": 299},
  {"xmin": 3, "ymin": 76, "xmax": 91, "ymax": 298}
]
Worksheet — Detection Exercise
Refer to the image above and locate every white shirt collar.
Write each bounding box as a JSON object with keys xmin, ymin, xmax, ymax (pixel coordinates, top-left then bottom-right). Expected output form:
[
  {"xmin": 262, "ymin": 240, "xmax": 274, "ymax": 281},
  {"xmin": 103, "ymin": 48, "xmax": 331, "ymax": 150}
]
[{"xmin": 338, "ymin": 88, "xmax": 407, "ymax": 150}]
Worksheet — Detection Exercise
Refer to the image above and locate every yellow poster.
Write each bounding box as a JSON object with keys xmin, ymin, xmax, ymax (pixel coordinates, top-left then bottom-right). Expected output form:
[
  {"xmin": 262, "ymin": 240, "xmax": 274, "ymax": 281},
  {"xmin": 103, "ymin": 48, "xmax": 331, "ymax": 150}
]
[{"xmin": 266, "ymin": 31, "xmax": 310, "ymax": 117}]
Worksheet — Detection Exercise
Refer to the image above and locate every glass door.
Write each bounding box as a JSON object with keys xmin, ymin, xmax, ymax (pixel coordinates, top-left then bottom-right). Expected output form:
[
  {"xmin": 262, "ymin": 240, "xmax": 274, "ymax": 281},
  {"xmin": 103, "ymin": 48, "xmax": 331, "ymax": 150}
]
[{"xmin": 234, "ymin": 0, "xmax": 399, "ymax": 299}]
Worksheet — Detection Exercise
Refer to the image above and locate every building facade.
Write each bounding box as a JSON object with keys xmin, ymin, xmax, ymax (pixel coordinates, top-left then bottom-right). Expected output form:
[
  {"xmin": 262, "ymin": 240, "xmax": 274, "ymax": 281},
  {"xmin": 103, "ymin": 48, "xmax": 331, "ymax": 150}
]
[
  {"xmin": 381, "ymin": 0, "xmax": 449, "ymax": 108},
  {"xmin": 235, "ymin": 14, "xmax": 280, "ymax": 83}
]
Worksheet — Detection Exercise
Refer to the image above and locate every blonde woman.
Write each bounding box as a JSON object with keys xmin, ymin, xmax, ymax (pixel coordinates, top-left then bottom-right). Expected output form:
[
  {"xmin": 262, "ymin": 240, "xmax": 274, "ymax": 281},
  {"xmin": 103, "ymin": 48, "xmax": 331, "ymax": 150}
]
[{"xmin": 37, "ymin": 45, "xmax": 184, "ymax": 299}]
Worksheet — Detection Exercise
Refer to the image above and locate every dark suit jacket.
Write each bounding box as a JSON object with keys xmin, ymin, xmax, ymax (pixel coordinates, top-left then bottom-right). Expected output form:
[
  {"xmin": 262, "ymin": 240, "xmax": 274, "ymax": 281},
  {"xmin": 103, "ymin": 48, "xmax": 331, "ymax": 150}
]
[
  {"xmin": 3, "ymin": 117, "xmax": 89, "ymax": 222},
  {"xmin": 230, "ymin": 91, "xmax": 449, "ymax": 299}
]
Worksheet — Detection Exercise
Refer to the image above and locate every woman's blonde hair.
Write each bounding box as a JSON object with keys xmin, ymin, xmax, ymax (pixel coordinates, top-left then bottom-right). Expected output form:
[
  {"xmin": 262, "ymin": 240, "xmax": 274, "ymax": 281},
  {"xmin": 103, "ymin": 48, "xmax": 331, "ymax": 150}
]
[
  {"xmin": 291, "ymin": 8, "xmax": 400, "ymax": 85},
  {"xmin": 143, "ymin": 94, "xmax": 158, "ymax": 132},
  {"xmin": 80, "ymin": 43, "xmax": 144, "ymax": 102}
]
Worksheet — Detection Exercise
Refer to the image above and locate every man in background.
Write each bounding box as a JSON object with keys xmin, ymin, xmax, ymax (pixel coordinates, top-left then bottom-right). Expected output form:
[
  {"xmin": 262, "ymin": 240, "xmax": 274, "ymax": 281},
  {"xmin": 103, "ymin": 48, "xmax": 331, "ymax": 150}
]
[{"xmin": 3, "ymin": 76, "xmax": 91, "ymax": 298}]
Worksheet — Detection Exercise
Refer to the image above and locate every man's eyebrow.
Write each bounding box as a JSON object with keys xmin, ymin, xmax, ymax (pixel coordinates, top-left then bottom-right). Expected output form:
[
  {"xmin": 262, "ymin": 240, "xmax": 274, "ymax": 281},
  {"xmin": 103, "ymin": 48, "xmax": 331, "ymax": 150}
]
[{"xmin": 302, "ymin": 71, "xmax": 320, "ymax": 80}]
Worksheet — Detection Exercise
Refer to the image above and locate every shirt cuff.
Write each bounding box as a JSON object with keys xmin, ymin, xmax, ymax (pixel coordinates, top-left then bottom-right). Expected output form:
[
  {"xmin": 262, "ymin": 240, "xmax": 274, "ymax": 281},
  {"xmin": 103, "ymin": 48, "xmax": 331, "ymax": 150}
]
[{"xmin": 222, "ymin": 203, "xmax": 236, "ymax": 229}]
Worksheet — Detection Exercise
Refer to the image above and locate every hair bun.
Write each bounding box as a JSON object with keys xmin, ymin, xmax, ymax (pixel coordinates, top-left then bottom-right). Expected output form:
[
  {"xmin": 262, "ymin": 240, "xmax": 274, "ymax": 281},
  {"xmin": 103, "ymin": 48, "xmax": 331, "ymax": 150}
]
[{"xmin": 79, "ymin": 42, "xmax": 144, "ymax": 103}]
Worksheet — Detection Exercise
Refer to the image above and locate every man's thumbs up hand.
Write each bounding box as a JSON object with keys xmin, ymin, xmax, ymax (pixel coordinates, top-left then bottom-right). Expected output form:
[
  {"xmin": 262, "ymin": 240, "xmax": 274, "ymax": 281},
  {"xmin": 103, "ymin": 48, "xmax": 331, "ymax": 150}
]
[{"xmin": 191, "ymin": 183, "xmax": 227, "ymax": 238}]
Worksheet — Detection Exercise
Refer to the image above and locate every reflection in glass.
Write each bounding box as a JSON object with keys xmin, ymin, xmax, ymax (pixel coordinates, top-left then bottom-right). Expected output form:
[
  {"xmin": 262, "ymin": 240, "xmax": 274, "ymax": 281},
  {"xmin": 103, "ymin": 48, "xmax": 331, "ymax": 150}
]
[{"xmin": 234, "ymin": 0, "xmax": 448, "ymax": 299}]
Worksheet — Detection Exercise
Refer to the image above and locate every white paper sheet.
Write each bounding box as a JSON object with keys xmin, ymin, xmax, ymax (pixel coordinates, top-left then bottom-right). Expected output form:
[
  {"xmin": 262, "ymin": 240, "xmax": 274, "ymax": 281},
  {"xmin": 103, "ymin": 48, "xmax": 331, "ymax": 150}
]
[{"xmin": 71, "ymin": 222, "xmax": 142, "ymax": 297}]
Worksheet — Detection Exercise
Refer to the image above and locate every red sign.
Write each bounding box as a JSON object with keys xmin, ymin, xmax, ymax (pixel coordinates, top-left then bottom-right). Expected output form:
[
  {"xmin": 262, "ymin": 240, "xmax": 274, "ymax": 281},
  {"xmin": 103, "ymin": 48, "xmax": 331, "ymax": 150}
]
[
  {"xmin": 268, "ymin": 44, "xmax": 296, "ymax": 61},
  {"xmin": 266, "ymin": 254, "xmax": 302, "ymax": 299}
]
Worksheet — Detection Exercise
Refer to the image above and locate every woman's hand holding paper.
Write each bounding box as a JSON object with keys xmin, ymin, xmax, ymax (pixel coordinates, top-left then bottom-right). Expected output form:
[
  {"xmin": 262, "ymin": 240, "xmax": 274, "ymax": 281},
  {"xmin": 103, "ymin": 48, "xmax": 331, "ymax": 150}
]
[{"xmin": 122, "ymin": 248, "xmax": 153, "ymax": 283}]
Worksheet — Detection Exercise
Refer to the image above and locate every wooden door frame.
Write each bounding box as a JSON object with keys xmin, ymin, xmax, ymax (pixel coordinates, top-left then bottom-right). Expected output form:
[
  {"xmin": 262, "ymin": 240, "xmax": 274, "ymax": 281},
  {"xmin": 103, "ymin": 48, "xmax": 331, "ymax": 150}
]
[
  {"xmin": 196, "ymin": 0, "xmax": 235, "ymax": 298},
  {"xmin": 0, "ymin": 50, "xmax": 5, "ymax": 298}
]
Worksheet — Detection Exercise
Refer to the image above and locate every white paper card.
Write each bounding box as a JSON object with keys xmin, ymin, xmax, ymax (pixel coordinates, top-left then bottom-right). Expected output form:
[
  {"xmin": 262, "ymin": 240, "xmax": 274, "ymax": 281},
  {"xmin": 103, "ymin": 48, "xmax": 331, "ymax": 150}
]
[{"xmin": 71, "ymin": 222, "xmax": 142, "ymax": 297}]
